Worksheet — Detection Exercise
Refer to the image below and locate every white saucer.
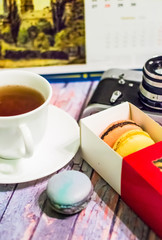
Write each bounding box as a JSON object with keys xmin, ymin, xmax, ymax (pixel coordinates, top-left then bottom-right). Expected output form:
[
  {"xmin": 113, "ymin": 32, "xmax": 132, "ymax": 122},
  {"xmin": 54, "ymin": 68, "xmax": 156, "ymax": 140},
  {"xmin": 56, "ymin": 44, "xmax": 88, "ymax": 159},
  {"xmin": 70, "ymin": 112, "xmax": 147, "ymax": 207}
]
[{"xmin": 0, "ymin": 105, "xmax": 80, "ymax": 184}]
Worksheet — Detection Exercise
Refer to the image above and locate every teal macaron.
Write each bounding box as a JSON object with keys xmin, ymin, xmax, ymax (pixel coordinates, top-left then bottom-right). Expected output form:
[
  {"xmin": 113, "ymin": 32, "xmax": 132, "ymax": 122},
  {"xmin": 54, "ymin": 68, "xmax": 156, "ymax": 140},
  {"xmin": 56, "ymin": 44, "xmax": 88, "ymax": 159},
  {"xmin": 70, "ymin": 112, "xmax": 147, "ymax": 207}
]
[{"xmin": 47, "ymin": 170, "xmax": 93, "ymax": 214}]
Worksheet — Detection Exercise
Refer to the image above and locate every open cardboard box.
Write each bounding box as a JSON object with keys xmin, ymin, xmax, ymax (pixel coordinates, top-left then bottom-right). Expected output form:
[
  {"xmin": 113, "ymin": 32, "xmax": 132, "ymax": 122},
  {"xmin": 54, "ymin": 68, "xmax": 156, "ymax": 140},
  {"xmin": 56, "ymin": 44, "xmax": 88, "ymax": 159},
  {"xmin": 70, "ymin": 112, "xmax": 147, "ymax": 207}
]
[{"xmin": 80, "ymin": 102, "xmax": 162, "ymax": 237}]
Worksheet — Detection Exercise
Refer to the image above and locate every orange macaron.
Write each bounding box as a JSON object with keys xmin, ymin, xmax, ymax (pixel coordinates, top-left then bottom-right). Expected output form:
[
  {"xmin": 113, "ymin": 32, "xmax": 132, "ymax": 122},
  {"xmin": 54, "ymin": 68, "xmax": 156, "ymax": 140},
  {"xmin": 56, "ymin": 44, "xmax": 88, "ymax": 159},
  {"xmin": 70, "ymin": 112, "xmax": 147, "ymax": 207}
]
[{"xmin": 100, "ymin": 120, "xmax": 142, "ymax": 148}]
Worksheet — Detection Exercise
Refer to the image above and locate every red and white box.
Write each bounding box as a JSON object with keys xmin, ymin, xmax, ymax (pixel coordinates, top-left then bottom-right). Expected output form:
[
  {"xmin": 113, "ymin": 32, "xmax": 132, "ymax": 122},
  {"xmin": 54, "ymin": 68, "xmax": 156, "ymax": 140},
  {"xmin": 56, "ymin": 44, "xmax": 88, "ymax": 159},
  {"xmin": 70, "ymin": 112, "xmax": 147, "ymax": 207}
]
[{"xmin": 80, "ymin": 102, "xmax": 162, "ymax": 237}]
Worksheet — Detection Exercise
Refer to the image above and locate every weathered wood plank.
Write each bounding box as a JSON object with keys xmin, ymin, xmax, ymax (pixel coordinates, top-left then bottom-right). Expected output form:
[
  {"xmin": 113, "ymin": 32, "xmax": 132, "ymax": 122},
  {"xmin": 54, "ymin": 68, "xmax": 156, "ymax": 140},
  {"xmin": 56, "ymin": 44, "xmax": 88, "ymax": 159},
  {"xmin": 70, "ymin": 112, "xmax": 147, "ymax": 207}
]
[
  {"xmin": 0, "ymin": 184, "xmax": 17, "ymax": 219},
  {"xmin": 0, "ymin": 81, "xmax": 92, "ymax": 240},
  {"xmin": 0, "ymin": 83, "xmax": 67, "ymax": 237},
  {"xmin": 0, "ymin": 178, "xmax": 48, "ymax": 240},
  {"xmin": 83, "ymin": 80, "xmax": 99, "ymax": 108},
  {"xmin": 69, "ymin": 172, "xmax": 119, "ymax": 240},
  {"xmin": 147, "ymin": 231, "xmax": 162, "ymax": 240},
  {"xmin": 32, "ymin": 204, "xmax": 78, "ymax": 240},
  {"xmin": 31, "ymin": 157, "xmax": 120, "ymax": 240},
  {"xmin": 110, "ymin": 199, "xmax": 150, "ymax": 240},
  {"xmin": 53, "ymin": 81, "xmax": 93, "ymax": 120},
  {"xmin": 30, "ymin": 153, "xmax": 87, "ymax": 240},
  {"xmin": 50, "ymin": 83, "xmax": 66, "ymax": 105}
]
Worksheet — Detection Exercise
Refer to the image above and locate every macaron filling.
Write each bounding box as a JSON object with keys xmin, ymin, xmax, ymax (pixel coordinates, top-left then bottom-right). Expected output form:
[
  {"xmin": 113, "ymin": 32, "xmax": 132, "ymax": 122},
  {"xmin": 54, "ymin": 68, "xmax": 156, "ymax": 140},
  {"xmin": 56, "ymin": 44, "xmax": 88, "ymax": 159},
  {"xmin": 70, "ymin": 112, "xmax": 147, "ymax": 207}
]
[{"xmin": 48, "ymin": 190, "xmax": 93, "ymax": 214}]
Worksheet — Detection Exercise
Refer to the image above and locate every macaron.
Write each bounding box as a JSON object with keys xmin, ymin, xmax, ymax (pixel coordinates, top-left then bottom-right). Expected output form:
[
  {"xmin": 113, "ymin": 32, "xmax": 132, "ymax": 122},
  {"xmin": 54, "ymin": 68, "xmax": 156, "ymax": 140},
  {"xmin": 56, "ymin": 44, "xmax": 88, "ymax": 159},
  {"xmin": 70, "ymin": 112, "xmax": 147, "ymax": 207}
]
[
  {"xmin": 113, "ymin": 129, "xmax": 155, "ymax": 157},
  {"xmin": 47, "ymin": 170, "xmax": 93, "ymax": 215},
  {"xmin": 100, "ymin": 120, "xmax": 142, "ymax": 148}
]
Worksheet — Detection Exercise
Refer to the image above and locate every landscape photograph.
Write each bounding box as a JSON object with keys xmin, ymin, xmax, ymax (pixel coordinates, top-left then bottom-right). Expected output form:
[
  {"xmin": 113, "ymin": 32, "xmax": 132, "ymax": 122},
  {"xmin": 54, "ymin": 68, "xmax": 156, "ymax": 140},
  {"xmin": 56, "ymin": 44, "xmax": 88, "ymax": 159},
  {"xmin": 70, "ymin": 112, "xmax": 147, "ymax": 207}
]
[{"xmin": 0, "ymin": 0, "xmax": 85, "ymax": 69}]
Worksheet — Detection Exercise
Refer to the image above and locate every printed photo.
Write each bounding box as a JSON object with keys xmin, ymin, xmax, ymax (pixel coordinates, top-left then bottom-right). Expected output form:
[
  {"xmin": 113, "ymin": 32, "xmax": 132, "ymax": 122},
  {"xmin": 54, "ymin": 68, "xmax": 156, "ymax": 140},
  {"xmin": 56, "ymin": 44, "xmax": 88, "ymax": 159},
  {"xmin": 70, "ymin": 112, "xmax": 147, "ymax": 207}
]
[{"xmin": 0, "ymin": 0, "xmax": 85, "ymax": 68}]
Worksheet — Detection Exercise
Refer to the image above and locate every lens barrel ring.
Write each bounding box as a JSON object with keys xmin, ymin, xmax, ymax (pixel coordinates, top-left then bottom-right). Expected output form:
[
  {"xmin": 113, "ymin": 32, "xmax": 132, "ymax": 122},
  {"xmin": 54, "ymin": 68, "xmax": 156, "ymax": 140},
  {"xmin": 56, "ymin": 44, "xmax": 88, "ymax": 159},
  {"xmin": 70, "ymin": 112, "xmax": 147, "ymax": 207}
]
[
  {"xmin": 139, "ymin": 84, "xmax": 162, "ymax": 102},
  {"xmin": 139, "ymin": 55, "xmax": 162, "ymax": 111},
  {"xmin": 142, "ymin": 76, "xmax": 162, "ymax": 95},
  {"xmin": 144, "ymin": 56, "xmax": 162, "ymax": 81}
]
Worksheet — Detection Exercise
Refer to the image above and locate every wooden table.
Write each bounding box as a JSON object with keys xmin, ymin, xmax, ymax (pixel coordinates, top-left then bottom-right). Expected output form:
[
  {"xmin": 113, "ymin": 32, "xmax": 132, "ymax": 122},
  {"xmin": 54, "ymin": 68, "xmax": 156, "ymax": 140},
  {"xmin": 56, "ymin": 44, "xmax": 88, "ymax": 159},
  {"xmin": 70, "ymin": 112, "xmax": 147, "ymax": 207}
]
[{"xmin": 0, "ymin": 79, "xmax": 161, "ymax": 240}]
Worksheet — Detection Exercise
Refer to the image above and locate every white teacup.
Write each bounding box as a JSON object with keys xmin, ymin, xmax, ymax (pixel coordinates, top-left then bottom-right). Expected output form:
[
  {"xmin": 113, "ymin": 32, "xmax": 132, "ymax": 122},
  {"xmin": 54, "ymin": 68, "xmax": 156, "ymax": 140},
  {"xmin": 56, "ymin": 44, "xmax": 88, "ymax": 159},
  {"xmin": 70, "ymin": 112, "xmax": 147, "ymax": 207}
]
[{"xmin": 0, "ymin": 70, "xmax": 52, "ymax": 159}]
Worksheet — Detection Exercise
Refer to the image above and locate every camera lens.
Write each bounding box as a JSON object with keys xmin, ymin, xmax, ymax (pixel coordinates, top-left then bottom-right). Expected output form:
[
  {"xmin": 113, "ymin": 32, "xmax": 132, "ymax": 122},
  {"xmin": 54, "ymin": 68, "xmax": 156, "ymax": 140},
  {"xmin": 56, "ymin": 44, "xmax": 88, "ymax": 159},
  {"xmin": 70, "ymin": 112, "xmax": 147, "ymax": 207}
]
[{"xmin": 139, "ymin": 56, "xmax": 162, "ymax": 110}]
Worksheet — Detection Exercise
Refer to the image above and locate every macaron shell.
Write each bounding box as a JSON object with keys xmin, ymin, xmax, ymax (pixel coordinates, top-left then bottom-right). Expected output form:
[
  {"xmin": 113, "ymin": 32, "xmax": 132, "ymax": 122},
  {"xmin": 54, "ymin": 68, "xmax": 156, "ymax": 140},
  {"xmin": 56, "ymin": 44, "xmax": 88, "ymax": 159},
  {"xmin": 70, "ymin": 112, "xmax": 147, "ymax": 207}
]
[
  {"xmin": 47, "ymin": 170, "xmax": 93, "ymax": 206},
  {"xmin": 113, "ymin": 129, "xmax": 155, "ymax": 157},
  {"xmin": 100, "ymin": 120, "xmax": 142, "ymax": 148}
]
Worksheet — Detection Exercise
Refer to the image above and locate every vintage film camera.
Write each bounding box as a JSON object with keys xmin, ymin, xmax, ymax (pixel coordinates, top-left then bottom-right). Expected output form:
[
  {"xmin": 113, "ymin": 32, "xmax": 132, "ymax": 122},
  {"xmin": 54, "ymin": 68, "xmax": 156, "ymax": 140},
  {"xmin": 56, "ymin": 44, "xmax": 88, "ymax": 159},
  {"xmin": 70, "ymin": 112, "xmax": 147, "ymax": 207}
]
[{"xmin": 83, "ymin": 56, "xmax": 162, "ymax": 125}]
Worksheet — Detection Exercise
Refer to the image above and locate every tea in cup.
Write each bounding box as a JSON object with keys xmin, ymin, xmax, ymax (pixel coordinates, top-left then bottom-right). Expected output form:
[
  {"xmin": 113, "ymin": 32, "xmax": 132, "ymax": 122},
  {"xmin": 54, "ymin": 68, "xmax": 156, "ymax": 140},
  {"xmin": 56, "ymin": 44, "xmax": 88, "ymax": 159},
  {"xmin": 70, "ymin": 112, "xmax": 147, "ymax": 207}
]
[{"xmin": 0, "ymin": 70, "xmax": 52, "ymax": 159}]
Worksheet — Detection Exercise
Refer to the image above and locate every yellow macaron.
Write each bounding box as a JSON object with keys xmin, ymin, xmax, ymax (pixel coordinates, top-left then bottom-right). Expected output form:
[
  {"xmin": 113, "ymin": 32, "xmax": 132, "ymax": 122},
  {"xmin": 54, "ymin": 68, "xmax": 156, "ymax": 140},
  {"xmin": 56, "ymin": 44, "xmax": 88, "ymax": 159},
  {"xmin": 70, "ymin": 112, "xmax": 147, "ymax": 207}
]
[{"xmin": 113, "ymin": 129, "xmax": 155, "ymax": 157}]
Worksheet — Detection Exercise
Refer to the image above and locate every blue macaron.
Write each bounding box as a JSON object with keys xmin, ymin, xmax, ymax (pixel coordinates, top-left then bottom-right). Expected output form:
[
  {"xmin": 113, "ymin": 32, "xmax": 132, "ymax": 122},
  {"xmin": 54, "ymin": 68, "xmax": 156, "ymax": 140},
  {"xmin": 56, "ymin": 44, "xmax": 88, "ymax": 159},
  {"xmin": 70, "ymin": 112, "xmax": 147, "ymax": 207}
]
[{"xmin": 47, "ymin": 170, "xmax": 93, "ymax": 214}]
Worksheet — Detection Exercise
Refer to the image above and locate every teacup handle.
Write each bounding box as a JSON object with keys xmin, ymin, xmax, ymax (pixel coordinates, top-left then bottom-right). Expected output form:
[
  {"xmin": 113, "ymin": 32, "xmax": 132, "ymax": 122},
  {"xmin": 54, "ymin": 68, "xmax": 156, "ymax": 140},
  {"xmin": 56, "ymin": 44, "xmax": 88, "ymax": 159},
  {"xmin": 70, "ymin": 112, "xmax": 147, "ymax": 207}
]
[{"xmin": 19, "ymin": 124, "xmax": 34, "ymax": 158}]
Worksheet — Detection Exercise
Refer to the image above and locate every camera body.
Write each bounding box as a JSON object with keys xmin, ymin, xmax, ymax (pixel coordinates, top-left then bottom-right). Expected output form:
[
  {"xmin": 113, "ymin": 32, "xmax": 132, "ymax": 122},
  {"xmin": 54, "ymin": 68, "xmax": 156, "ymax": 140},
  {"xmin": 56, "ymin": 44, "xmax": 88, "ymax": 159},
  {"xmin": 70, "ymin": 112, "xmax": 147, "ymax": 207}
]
[{"xmin": 83, "ymin": 68, "xmax": 162, "ymax": 125}]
